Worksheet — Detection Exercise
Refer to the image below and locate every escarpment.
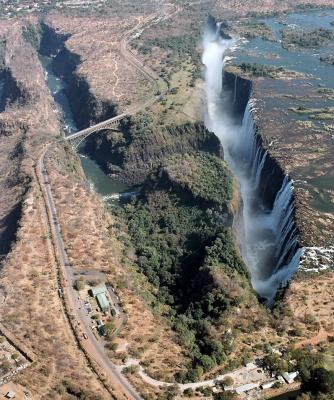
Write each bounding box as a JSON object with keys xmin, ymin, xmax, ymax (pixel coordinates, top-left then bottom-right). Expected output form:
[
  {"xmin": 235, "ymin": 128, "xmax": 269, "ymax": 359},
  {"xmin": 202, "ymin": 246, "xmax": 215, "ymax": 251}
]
[
  {"xmin": 0, "ymin": 118, "xmax": 29, "ymax": 261},
  {"xmin": 84, "ymin": 119, "xmax": 224, "ymax": 185},
  {"xmin": 0, "ymin": 69, "xmax": 29, "ymax": 111},
  {"xmin": 39, "ymin": 22, "xmax": 117, "ymax": 129}
]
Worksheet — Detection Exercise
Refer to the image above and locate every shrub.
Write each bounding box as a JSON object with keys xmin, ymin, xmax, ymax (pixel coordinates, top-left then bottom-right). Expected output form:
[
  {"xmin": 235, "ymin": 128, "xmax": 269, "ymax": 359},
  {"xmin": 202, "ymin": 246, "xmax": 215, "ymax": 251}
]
[
  {"xmin": 222, "ymin": 376, "xmax": 234, "ymax": 386},
  {"xmin": 73, "ymin": 278, "xmax": 85, "ymax": 291},
  {"xmin": 122, "ymin": 364, "xmax": 139, "ymax": 374}
]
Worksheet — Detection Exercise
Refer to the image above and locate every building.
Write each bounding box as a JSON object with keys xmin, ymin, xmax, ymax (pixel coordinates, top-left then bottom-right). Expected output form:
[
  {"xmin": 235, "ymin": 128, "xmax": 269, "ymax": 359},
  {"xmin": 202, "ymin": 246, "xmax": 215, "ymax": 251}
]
[
  {"xmin": 235, "ymin": 383, "xmax": 259, "ymax": 394},
  {"xmin": 260, "ymin": 380, "xmax": 277, "ymax": 390},
  {"xmin": 90, "ymin": 283, "xmax": 107, "ymax": 297},
  {"xmin": 5, "ymin": 392, "xmax": 16, "ymax": 399},
  {"xmin": 96, "ymin": 292, "xmax": 109, "ymax": 312},
  {"xmin": 282, "ymin": 371, "xmax": 299, "ymax": 384}
]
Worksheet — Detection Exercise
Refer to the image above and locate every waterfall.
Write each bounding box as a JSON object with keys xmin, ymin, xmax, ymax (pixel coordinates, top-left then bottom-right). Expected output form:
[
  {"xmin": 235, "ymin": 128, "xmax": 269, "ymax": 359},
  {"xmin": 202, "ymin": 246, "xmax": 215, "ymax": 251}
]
[
  {"xmin": 233, "ymin": 74, "xmax": 237, "ymax": 105},
  {"xmin": 203, "ymin": 18, "xmax": 301, "ymax": 302}
]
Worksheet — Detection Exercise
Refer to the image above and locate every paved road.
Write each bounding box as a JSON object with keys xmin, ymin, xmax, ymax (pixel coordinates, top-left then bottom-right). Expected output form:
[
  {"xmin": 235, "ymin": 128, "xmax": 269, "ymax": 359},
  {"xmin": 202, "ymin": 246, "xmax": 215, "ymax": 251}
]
[{"xmin": 36, "ymin": 144, "xmax": 142, "ymax": 400}]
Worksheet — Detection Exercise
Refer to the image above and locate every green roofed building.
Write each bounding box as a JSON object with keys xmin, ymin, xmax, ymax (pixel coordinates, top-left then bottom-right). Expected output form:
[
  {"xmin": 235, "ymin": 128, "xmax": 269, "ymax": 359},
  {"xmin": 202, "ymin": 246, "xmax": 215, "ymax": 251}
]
[
  {"xmin": 96, "ymin": 292, "xmax": 109, "ymax": 312},
  {"xmin": 90, "ymin": 283, "xmax": 107, "ymax": 297}
]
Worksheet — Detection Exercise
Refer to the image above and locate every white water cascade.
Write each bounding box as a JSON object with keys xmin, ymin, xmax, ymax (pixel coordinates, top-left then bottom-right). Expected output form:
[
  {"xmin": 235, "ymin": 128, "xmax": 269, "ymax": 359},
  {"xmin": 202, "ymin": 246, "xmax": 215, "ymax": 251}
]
[{"xmin": 202, "ymin": 20, "xmax": 302, "ymax": 302}]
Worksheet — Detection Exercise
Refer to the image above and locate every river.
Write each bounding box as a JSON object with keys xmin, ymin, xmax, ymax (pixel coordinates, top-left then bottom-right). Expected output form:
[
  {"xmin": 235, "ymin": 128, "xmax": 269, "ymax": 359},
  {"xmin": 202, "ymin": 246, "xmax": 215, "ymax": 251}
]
[{"xmin": 40, "ymin": 54, "xmax": 130, "ymax": 201}]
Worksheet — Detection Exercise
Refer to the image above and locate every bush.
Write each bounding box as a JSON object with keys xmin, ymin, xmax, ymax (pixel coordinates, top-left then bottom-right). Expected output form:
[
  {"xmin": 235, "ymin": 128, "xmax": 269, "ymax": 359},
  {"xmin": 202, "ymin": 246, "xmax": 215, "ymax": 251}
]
[
  {"xmin": 291, "ymin": 348, "xmax": 324, "ymax": 382},
  {"xmin": 282, "ymin": 28, "xmax": 334, "ymax": 48},
  {"xmin": 222, "ymin": 376, "xmax": 234, "ymax": 386},
  {"xmin": 214, "ymin": 392, "xmax": 238, "ymax": 400},
  {"xmin": 73, "ymin": 278, "xmax": 85, "ymax": 291},
  {"xmin": 122, "ymin": 364, "xmax": 139, "ymax": 374},
  {"xmin": 198, "ymin": 354, "xmax": 216, "ymax": 371},
  {"xmin": 183, "ymin": 388, "xmax": 194, "ymax": 397},
  {"xmin": 303, "ymin": 367, "xmax": 334, "ymax": 394}
]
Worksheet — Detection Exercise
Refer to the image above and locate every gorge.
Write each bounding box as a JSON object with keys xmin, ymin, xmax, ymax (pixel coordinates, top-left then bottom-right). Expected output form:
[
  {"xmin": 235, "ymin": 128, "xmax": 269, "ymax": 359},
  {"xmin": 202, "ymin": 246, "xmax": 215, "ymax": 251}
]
[
  {"xmin": 203, "ymin": 19, "xmax": 302, "ymax": 302},
  {"xmin": 38, "ymin": 17, "xmax": 303, "ymax": 305}
]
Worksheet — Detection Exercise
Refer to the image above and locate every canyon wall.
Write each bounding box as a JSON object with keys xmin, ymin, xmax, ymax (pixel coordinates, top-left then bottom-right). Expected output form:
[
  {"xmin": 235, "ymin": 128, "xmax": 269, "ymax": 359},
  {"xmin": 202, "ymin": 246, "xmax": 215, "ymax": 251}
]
[{"xmin": 39, "ymin": 23, "xmax": 117, "ymax": 129}]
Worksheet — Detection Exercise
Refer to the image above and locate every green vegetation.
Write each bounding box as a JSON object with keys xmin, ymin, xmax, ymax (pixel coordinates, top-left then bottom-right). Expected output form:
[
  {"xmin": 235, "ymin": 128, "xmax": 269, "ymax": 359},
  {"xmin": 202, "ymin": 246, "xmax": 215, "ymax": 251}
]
[
  {"xmin": 135, "ymin": 34, "xmax": 201, "ymax": 85},
  {"xmin": 289, "ymin": 106, "xmax": 334, "ymax": 121},
  {"xmin": 238, "ymin": 62, "xmax": 286, "ymax": 78},
  {"xmin": 320, "ymin": 55, "xmax": 334, "ymax": 65},
  {"xmin": 293, "ymin": 349, "xmax": 334, "ymax": 399},
  {"xmin": 222, "ymin": 376, "xmax": 234, "ymax": 386},
  {"xmin": 85, "ymin": 113, "xmax": 222, "ymax": 184},
  {"xmin": 165, "ymin": 153, "xmax": 233, "ymax": 206},
  {"xmin": 0, "ymin": 359, "xmax": 11, "ymax": 375},
  {"xmin": 282, "ymin": 28, "xmax": 334, "ymax": 49},
  {"xmin": 240, "ymin": 22, "xmax": 274, "ymax": 41},
  {"xmin": 122, "ymin": 364, "xmax": 139, "ymax": 375},
  {"xmin": 22, "ymin": 23, "xmax": 40, "ymax": 49},
  {"xmin": 54, "ymin": 379, "xmax": 103, "ymax": 400},
  {"xmin": 73, "ymin": 278, "xmax": 85, "ymax": 291},
  {"xmin": 214, "ymin": 392, "xmax": 238, "ymax": 400},
  {"xmin": 264, "ymin": 348, "xmax": 334, "ymax": 399},
  {"xmin": 104, "ymin": 321, "xmax": 115, "ymax": 340},
  {"xmin": 115, "ymin": 152, "xmax": 252, "ymax": 379}
]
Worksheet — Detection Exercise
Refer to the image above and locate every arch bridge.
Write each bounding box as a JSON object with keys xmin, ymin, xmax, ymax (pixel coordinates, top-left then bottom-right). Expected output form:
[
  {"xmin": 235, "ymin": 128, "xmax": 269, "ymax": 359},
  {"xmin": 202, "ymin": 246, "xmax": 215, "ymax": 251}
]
[{"xmin": 64, "ymin": 113, "xmax": 128, "ymax": 149}]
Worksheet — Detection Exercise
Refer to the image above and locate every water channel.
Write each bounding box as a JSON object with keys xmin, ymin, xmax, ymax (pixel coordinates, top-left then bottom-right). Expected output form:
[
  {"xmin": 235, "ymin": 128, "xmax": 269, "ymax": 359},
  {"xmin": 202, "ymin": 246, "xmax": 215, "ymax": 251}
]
[{"xmin": 40, "ymin": 54, "xmax": 130, "ymax": 201}]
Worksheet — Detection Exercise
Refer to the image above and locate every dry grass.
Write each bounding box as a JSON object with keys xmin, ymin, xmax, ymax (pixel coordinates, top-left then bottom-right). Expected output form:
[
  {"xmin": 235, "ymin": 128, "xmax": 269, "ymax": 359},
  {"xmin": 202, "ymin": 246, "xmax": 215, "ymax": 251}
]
[
  {"xmin": 284, "ymin": 271, "xmax": 334, "ymax": 342},
  {"xmin": 46, "ymin": 13, "xmax": 153, "ymax": 111}
]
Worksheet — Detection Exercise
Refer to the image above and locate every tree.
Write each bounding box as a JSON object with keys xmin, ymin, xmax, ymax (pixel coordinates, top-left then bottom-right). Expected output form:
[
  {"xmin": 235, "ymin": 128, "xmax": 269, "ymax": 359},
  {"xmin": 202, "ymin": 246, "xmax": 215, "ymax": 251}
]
[
  {"xmin": 303, "ymin": 367, "xmax": 334, "ymax": 394},
  {"xmin": 214, "ymin": 392, "xmax": 238, "ymax": 400},
  {"xmin": 164, "ymin": 384, "xmax": 180, "ymax": 400},
  {"xmin": 222, "ymin": 376, "xmax": 234, "ymax": 387},
  {"xmin": 296, "ymin": 394, "xmax": 311, "ymax": 400},
  {"xmin": 73, "ymin": 278, "xmax": 85, "ymax": 291},
  {"xmin": 183, "ymin": 388, "xmax": 194, "ymax": 397},
  {"xmin": 104, "ymin": 321, "xmax": 115, "ymax": 340},
  {"xmin": 263, "ymin": 353, "xmax": 288, "ymax": 374},
  {"xmin": 0, "ymin": 360, "xmax": 11, "ymax": 374},
  {"xmin": 122, "ymin": 364, "xmax": 139, "ymax": 374},
  {"xmin": 292, "ymin": 348, "xmax": 324, "ymax": 382},
  {"xmin": 11, "ymin": 353, "xmax": 20, "ymax": 365},
  {"xmin": 198, "ymin": 354, "xmax": 216, "ymax": 371}
]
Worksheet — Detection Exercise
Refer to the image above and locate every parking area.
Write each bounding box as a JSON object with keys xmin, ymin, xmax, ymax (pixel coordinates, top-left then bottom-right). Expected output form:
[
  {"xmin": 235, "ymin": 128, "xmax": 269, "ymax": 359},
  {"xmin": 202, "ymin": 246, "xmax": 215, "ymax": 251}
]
[{"xmin": 73, "ymin": 274, "xmax": 122, "ymax": 339}]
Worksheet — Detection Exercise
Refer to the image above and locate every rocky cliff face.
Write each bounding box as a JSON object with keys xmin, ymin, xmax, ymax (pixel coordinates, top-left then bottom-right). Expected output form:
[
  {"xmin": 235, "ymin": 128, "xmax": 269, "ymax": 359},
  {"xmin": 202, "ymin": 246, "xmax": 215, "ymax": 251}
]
[
  {"xmin": 0, "ymin": 69, "xmax": 29, "ymax": 112},
  {"xmin": 223, "ymin": 70, "xmax": 252, "ymax": 118},
  {"xmin": 0, "ymin": 118, "xmax": 29, "ymax": 260},
  {"xmin": 224, "ymin": 66, "xmax": 334, "ymax": 247},
  {"xmin": 84, "ymin": 120, "xmax": 224, "ymax": 185},
  {"xmin": 223, "ymin": 69, "xmax": 287, "ymax": 209},
  {"xmin": 0, "ymin": 64, "xmax": 31, "ymax": 262},
  {"xmin": 39, "ymin": 22, "xmax": 117, "ymax": 129},
  {"xmin": 0, "ymin": 19, "xmax": 60, "ymax": 265}
]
